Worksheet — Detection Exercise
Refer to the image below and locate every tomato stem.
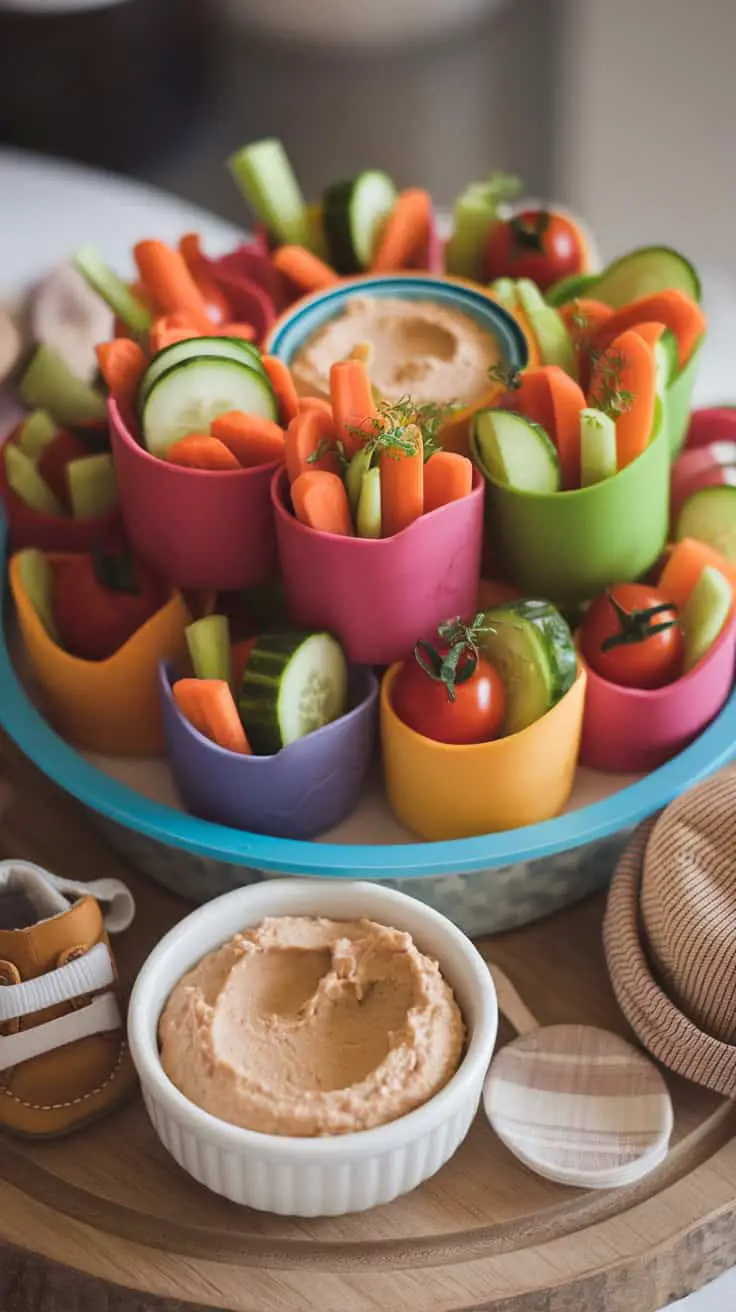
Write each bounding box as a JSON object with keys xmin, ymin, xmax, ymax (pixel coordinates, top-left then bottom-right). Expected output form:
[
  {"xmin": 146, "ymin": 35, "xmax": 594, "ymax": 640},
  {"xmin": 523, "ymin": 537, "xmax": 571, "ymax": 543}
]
[
  {"xmin": 414, "ymin": 613, "xmax": 488, "ymax": 702},
  {"xmin": 509, "ymin": 210, "xmax": 550, "ymax": 257},
  {"xmin": 599, "ymin": 592, "xmax": 679, "ymax": 653}
]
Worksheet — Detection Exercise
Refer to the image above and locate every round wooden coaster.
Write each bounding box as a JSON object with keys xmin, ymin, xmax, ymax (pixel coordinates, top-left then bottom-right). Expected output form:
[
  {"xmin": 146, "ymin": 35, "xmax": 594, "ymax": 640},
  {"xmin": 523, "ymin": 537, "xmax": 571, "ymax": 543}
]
[{"xmin": 483, "ymin": 1024, "xmax": 674, "ymax": 1188}]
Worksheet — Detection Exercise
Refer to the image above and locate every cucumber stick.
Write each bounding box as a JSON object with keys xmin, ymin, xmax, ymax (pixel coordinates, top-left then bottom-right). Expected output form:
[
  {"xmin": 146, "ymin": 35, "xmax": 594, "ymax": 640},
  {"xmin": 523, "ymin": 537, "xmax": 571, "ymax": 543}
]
[
  {"xmin": 228, "ymin": 139, "xmax": 310, "ymax": 247},
  {"xmin": 142, "ymin": 357, "xmax": 277, "ymax": 457},
  {"xmin": 186, "ymin": 615, "xmax": 233, "ymax": 685},
  {"xmin": 472, "ymin": 408, "xmax": 560, "ymax": 493},
  {"xmin": 680, "ymin": 566, "xmax": 733, "ymax": 672},
  {"xmin": 18, "ymin": 344, "xmax": 107, "ymax": 427},
  {"xmin": 580, "ymin": 408, "xmax": 617, "ymax": 486},
  {"xmin": 238, "ymin": 632, "xmax": 348, "ymax": 755},
  {"xmin": 675, "ymin": 485, "xmax": 736, "ymax": 561},
  {"xmin": 139, "ymin": 336, "xmax": 265, "ymax": 407},
  {"xmin": 323, "ymin": 170, "xmax": 398, "ymax": 274},
  {"xmin": 479, "ymin": 600, "xmax": 577, "ymax": 735},
  {"xmin": 516, "ymin": 279, "xmax": 577, "ymax": 378},
  {"xmin": 356, "ymin": 466, "xmax": 382, "ymax": 538},
  {"xmin": 67, "ymin": 453, "xmax": 117, "ymax": 519},
  {"xmin": 18, "ymin": 410, "xmax": 59, "ymax": 458},
  {"xmin": 345, "ymin": 445, "xmax": 373, "ymax": 516},
  {"xmin": 74, "ymin": 245, "xmax": 152, "ymax": 334},
  {"xmin": 16, "ymin": 548, "xmax": 59, "ymax": 642},
  {"xmin": 4, "ymin": 444, "xmax": 65, "ymax": 517}
]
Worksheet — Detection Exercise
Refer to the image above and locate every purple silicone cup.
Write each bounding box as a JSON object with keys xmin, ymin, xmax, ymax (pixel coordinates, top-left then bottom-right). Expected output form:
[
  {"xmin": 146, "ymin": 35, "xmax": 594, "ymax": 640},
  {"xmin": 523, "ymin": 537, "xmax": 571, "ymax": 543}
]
[
  {"xmin": 271, "ymin": 465, "xmax": 485, "ymax": 666},
  {"xmin": 159, "ymin": 661, "xmax": 379, "ymax": 839}
]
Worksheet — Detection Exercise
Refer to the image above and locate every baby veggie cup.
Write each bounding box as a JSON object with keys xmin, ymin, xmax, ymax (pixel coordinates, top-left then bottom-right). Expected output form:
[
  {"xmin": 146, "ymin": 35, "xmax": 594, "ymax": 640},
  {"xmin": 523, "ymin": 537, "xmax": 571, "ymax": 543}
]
[
  {"xmin": 271, "ymin": 465, "xmax": 485, "ymax": 666},
  {"xmin": 0, "ymin": 426, "xmax": 122, "ymax": 554},
  {"xmin": 108, "ymin": 399, "xmax": 279, "ymax": 592},
  {"xmin": 380, "ymin": 661, "xmax": 587, "ymax": 840},
  {"xmin": 479, "ymin": 398, "xmax": 669, "ymax": 606},
  {"xmin": 265, "ymin": 272, "xmax": 529, "ymax": 458},
  {"xmin": 9, "ymin": 552, "xmax": 191, "ymax": 756},
  {"xmin": 160, "ymin": 662, "xmax": 379, "ymax": 839},
  {"xmin": 579, "ymin": 612, "xmax": 736, "ymax": 774}
]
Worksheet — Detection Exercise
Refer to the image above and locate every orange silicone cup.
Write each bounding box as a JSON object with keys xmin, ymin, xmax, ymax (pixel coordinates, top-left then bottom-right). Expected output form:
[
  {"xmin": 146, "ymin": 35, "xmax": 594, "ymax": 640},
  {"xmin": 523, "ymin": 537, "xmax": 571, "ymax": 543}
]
[
  {"xmin": 9, "ymin": 553, "xmax": 191, "ymax": 756},
  {"xmin": 380, "ymin": 661, "xmax": 587, "ymax": 840}
]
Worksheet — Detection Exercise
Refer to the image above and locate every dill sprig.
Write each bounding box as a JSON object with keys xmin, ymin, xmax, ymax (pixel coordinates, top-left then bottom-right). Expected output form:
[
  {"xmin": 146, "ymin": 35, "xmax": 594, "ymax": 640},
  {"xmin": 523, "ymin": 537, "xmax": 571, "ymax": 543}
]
[
  {"xmin": 348, "ymin": 394, "xmax": 457, "ymax": 464},
  {"xmin": 488, "ymin": 362, "xmax": 522, "ymax": 392},
  {"xmin": 589, "ymin": 349, "xmax": 634, "ymax": 419}
]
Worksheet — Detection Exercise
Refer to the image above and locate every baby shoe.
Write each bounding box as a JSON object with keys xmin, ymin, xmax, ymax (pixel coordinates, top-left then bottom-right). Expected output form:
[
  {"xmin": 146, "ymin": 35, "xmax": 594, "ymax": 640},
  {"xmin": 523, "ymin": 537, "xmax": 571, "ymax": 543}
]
[{"xmin": 0, "ymin": 859, "xmax": 137, "ymax": 1137}]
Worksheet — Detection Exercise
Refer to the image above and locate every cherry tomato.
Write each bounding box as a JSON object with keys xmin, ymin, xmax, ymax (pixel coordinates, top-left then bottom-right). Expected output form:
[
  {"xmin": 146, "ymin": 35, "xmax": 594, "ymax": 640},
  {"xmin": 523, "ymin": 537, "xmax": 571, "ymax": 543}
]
[
  {"xmin": 392, "ymin": 646, "xmax": 506, "ymax": 745},
  {"xmin": 484, "ymin": 209, "xmax": 583, "ymax": 292},
  {"xmin": 52, "ymin": 548, "xmax": 163, "ymax": 661},
  {"xmin": 579, "ymin": 584, "xmax": 683, "ymax": 689}
]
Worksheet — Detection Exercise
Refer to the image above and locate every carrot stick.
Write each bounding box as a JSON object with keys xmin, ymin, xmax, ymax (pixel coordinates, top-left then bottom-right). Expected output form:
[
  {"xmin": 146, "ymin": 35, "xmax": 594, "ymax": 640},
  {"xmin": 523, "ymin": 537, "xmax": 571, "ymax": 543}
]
[
  {"xmin": 178, "ymin": 232, "xmax": 232, "ymax": 323},
  {"xmin": 214, "ymin": 321, "xmax": 256, "ymax": 341},
  {"xmin": 591, "ymin": 290, "xmax": 707, "ymax": 369},
  {"xmin": 173, "ymin": 678, "xmax": 251, "ymax": 754},
  {"xmin": 589, "ymin": 329, "xmax": 657, "ymax": 470},
  {"xmin": 658, "ymin": 537, "xmax": 736, "ymax": 608},
  {"xmin": 271, "ymin": 245, "xmax": 340, "ymax": 292},
  {"xmin": 149, "ymin": 313, "xmax": 200, "ymax": 354},
  {"xmin": 166, "ymin": 435, "xmax": 242, "ymax": 470},
  {"xmin": 330, "ymin": 358, "xmax": 378, "ymax": 456},
  {"xmin": 423, "ymin": 450, "xmax": 473, "ymax": 513},
  {"xmin": 210, "ymin": 411, "xmax": 285, "ymax": 467},
  {"xmin": 298, "ymin": 395, "xmax": 333, "ymax": 417},
  {"xmin": 261, "ymin": 354, "xmax": 300, "ymax": 425},
  {"xmin": 506, "ymin": 368, "xmax": 555, "ymax": 437},
  {"xmin": 379, "ymin": 424, "xmax": 424, "ymax": 537},
  {"xmin": 544, "ymin": 366, "xmax": 587, "ymax": 490},
  {"xmin": 95, "ymin": 338, "xmax": 147, "ymax": 414},
  {"xmin": 231, "ymin": 637, "xmax": 257, "ymax": 689},
  {"xmin": 291, "ymin": 470, "xmax": 353, "ymax": 536},
  {"xmin": 559, "ymin": 298, "xmax": 614, "ymax": 393},
  {"xmin": 371, "ymin": 189, "xmax": 432, "ymax": 273},
  {"xmin": 133, "ymin": 240, "xmax": 213, "ymax": 333},
  {"xmin": 285, "ymin": 408, "xmax": 340, "ymax": 483},
  {"xmin": 629, "ymin": 320, "xmax": 667, "ymax": 350}
]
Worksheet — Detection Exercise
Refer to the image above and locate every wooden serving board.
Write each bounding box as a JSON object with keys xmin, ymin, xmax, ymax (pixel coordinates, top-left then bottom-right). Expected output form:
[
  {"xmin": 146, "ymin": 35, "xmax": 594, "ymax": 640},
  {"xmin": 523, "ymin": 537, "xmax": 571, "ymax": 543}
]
[{"xmin": 0, "ymin": 732, "xmax": 733, "ymax": 1312}]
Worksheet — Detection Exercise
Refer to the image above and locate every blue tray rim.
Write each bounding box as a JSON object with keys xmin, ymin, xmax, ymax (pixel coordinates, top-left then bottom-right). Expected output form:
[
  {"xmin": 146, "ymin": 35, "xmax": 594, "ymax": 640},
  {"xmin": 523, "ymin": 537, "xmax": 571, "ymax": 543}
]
[{"xmin": 1, "ymin": 515, "xmax": 734, "ymax": 879}]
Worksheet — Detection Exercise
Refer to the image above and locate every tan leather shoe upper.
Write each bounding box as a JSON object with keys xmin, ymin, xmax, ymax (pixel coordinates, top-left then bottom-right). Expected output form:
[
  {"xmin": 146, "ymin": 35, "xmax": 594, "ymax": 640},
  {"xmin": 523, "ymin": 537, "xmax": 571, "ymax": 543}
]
[{"xmin": 0, "ymin": 862, "xmax": 137, "ymax": 1137}]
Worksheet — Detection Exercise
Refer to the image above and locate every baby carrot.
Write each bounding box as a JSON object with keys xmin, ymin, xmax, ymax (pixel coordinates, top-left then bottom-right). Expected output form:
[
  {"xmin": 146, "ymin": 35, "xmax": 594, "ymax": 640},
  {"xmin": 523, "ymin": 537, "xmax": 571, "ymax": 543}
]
[
  {"xmin": 291, "ymin": 469, "xmax": 353, "ymax": 536},
  {"xmin": 285, "ymin": 407, "xmax": 340, "ymax": 483},
  {"xmin": 591, "ymin": 289, "xmax": 707, "ymax": 369},
  {"xmin": 423, "ymin": 450, "xmax": 473, "ymax": 513},
  {"xmin": 379, "ymin": 423, "xmax": 424, "ymax": 537},
  {"xmin": 371, "ymin": 189, "xmax": 432, "ymax": 273},
  {"xmin": 298, "ymin": 395, "xmax": 333, "ymax": 417},
  {"xmin": 95, "ymin": 338, "xmax": 147, "ymax": 414},
  {"xmin": 658, "ymin": 537, "xmax": 736, "ymax": 608},
  {"xmin": 271, "ymin": 245, "xmax": 340, "ymax": 292},
  {"xmin": 149, "ymin": 313, "xmax": 200, "ymax": 354},
  {"xmin": 133, "ymin": 240, "xmax": 213, "ymax": 333},
  {"xmin": 261, "ymin": 354, "xmax": 300, "ymax": 425},
  {"xmin": 166, "ymin": 435, "xmax": 242, "ymax": 470},
  {"xmin": 330, "ymin": 358, "xmax": 378, "ymax": 456},
  {"xmin": 178, "ymin": 232, "xmax": 232, "ymax": 323},
  {"xmin": 545, "ymin": 366, "xmax": 588, "ymax": 490},
  {"xmin": 173, "ymin": 678, "xmax": 251, "ymax": 754},
  {"xmin": 589, "ymin": 329, "xmax": 657, "ymax": 470},
  {"xmin": 214, "ymin": 321, "xmax": 256, "ymax": 341},
  {"xmin": 210, "ymin": 411, "xmax": 285, "ymax": 467}
]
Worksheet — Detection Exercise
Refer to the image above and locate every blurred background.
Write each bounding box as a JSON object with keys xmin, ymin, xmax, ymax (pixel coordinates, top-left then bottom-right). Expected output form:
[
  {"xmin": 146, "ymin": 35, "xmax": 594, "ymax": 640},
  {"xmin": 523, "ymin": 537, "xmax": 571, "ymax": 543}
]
[{"xmin": 0, "ymin": 0, "xmax": 734, "ymax": 273}]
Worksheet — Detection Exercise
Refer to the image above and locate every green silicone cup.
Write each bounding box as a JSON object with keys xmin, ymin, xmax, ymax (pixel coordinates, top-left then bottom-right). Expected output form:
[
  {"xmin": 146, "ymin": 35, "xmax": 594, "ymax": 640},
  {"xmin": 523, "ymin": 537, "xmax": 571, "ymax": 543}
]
[
  {"xmin": 665, "ymin": 339, "xmax": 703, "ymax": 461},
  {"xmin": 481, "ymin": 397, "xmax": 669, "ymax": 606}
]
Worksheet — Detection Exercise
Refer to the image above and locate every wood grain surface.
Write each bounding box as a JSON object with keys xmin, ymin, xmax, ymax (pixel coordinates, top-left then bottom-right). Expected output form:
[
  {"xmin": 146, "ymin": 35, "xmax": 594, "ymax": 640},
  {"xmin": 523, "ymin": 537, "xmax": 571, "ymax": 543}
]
[{"xmin": 0, "ymin": 731, "xmax": 733, "ymax": 1312}]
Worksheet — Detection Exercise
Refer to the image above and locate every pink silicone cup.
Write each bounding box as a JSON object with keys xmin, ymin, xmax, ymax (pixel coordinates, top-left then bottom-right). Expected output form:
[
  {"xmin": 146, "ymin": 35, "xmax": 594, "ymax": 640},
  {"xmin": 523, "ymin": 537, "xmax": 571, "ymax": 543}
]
[
  {"xmin": 108, "ymin": 399, "xmax": 279, "ymax": 592},
  {"xmin": 579, "ymin": 613, "xmax": 736, "ymax": 774},
  {"xmin": 201, "ymin": 267, "xmax": 276, "ymax": 343},
  {"xmin": 687, "ymin": 407, "xmax": 736, "ymax": 450},
  {"xmin": 207, "ymin": 245, "xmax": 284, "ymax": 310},
  {"xmin": 271, "ymin": 465, "xmax": 485, "ymax": 666}
]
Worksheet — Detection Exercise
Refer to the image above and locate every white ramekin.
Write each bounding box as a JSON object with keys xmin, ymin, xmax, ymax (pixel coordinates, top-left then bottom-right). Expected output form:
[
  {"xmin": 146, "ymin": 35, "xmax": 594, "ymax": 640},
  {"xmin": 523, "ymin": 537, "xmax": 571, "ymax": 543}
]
[{"xmin": 128, "ymin": 878, "xmax": 498, "ymax": 1217}]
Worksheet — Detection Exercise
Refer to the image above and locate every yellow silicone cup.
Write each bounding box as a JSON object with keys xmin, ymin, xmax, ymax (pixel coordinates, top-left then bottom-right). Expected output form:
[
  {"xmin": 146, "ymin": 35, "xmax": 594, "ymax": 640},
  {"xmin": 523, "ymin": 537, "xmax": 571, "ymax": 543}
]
[
  {"xmin": 380, "ymin": 661, "xmax": 587, "ymax": 840},
  {"xmin": 9, "ymin": 553, "xmax": 192, "ymax": 757}
]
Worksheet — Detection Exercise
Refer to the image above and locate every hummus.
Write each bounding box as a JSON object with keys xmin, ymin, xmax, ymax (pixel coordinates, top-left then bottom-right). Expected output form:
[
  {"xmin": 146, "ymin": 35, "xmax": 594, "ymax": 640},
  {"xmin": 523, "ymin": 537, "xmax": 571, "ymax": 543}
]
[
  {"xmin": 159, "ymin": 915, "xmax": 465, "ymax": 1137},
  {"xmin": 290, "ymin": 295, "xmax": 501, "ymax": 407}
]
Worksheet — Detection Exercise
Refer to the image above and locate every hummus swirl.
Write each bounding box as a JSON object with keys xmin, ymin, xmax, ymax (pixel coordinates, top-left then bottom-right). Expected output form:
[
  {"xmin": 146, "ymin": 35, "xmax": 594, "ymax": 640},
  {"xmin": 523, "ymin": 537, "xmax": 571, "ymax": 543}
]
[
  {"xmin": 290, "ymin": 295, "xmax": 501, "ymax": 407},
  {"xmin": 159, "ymin": 916, "xmax": 465, "ymax": 1137}
]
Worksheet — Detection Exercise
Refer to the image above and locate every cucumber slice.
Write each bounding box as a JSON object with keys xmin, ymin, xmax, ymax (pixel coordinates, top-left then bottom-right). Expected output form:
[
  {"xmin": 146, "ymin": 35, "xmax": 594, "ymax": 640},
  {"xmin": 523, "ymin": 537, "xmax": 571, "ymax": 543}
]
[
  {"xmin": 675, "ymin": 485, "xmax": 736, "ymax": 561},
  {"xmin": 142, "ymin": 357, "xmax": 278, "ymax": 458},
  {"xmin": 16, "ymin": 548, "xmax": 59, "ymax": 642},
  {"xmin": 18, "ymin": 410, "xmax": 59, "ymax": 459},
  {"xmin": 67, "ymin": 453, "xmax": 117, "ymax": 519},
  {"xmin": 4, "ymin": 444, "xmax": 65, "ymax": 517},
  {"xmin": 680, "ymin": 565, "xmax": 733, "ymax": 672},
  {"xmin": 545, "ymin": 273, "xmax": 600, "ymax": 307},
  {"xmin": 593, "ymin": 246, "xmax": 701, "ymax": 309},
  {"xmin": 228, "ymin": 138, "xmax": 310, "ymax": 247},
  {"xmin": 17, "ymin": 343, "xmax": 107, "ymax": 427},
  {"xmin": 472, "ymin": 408, "xmax": 561, "ymax": 494},
  {"xmin": 73, "ymin": 244, "xmax": 152, "ymax": 334},
  {"xmin": 238, "ymin": 631, "xmax": 348, "ymax": 755},
  {"xmin": 186, "ymin": 615, "xmax": 233, "ymax": 685},
  {"xmin": 356, "ymin": 466, "xmax": 382, "ymax": 538},
  {"xmin": 345, "ymin": 445, "xmax": 373, "ymax": 517},
  {"xmin": 139, "ymin": 335, "xmax": 265, "ymax": 407},
  {"xmin": 516, "ymin": 279, "xmax": 577, "ymax": 378},
  {"xmin": 479, "ymin": 599, "xmax": 577, "ymax": 735},
  {"xmin": 323, "ymin": 170, "xmax": 398, "ymax": 274},
  {"xmin": 580, "ymin": 408, "xmax": 617, "ymax": 487}
]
